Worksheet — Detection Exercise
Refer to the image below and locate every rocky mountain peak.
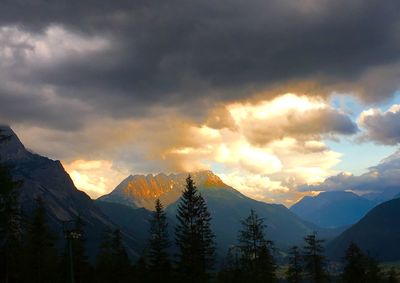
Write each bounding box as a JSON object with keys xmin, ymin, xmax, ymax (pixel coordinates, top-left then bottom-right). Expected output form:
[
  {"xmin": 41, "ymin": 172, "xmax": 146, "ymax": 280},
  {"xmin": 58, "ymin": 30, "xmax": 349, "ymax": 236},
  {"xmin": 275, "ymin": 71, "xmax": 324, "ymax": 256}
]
[
  {"xmin": 0, "ymin": 125, "xmax": 27, "ymax": 161},
  {"xmin": 99, "ymin": 170, "xmax": 230, "ymax": 210}
]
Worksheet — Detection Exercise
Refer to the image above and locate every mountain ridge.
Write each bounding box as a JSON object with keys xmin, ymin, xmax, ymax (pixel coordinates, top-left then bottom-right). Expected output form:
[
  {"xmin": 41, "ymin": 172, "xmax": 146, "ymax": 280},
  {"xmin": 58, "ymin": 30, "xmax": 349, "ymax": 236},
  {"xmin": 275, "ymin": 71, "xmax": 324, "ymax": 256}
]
[
  {"xmin": 99, "ymin": 170, "xmax": 327, "ymax": 252},
  {"xmin": 327, "ymin": 197, "xmax": 400, "ymax": 261},
  {"xmin": 290, "ymin": 190, "xmax": 375, "ymax": 228},
  {"xmin": 98, "ymin": 170, "xmax": 232, "ymax": 210},
  {"xmin": 0, "ymin": 125, "xmax": 141, "ymax": 259}
]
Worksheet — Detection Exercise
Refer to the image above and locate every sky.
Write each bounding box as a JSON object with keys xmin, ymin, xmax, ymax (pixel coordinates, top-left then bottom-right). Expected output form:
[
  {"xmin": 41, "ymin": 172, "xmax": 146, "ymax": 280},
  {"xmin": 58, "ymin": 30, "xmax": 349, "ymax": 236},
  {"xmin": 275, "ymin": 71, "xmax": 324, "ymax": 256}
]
[{"xmin": 1, "ymin": 0, "xmax": 400, "ymax": 205}]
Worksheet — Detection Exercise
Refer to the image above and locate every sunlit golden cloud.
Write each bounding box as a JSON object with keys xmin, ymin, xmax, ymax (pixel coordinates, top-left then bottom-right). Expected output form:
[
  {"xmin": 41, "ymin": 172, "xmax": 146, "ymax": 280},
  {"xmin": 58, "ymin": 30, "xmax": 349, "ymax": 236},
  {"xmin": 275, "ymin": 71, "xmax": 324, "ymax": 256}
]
[
  {"xmin": 14, "ymin": 93, "xmax": 351, "ymax": 205},
  {"xmin": 2, "ymin": 0, "xmax": 400, "ymax": 208},
  {"xmin": 63, "ymin": 159, "xmax": 129, "ymax": 198}
]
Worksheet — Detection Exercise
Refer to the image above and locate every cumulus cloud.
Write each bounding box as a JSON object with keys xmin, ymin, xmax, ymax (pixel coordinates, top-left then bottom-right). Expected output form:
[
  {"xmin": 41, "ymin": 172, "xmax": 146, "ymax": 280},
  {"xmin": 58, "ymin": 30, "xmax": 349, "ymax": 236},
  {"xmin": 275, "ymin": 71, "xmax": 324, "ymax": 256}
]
[
  {"xmin": 358, "ymin": 104, "xmax": 400, "ymax": 145},
  {"xmin": 63, "ymin": 159, "xmax": 129, "ymax": 198},
  {"xmin": 12, "ymin": 94, "xmax": 347, "ymax": 205},
  {"xmin": 300, "ymin": 150, "xmax": 400, "ymax": 195},
  {"xmin": 218, "ymin": 172, "xmax": 289, "ymax": 203},
  {"xmin": 228, "ymin": 94, "xmax": 358, "ymax": 145},
  {"xmin": 2, "ymin": 0, "xmax": 399, "ymax": 204}
]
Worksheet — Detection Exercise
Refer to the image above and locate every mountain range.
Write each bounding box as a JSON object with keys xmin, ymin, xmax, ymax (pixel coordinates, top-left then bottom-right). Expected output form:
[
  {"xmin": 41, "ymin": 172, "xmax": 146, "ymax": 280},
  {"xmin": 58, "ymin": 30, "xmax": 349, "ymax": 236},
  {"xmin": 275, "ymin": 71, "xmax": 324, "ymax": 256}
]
[
  {"xmin": 3, "ymin": 124, "xmax": 400, "ymax": 262},
  {"xmin": 0, "ymin": 125, "xmax": 140, "ymax": 259},
  {"xmin": 290, "ymin": 191, "xmax": 375, "ymax": 229},
  {"xmin": 327, "ymin": 197, "xmax": 400, "ymax": 261},
  {"xmin": 99, "ymin": 171, "xmax": 319, "ymax": 252},
  {"xmin": 0, "ymin": 125, "xmax": 319, "ymax": 259}
]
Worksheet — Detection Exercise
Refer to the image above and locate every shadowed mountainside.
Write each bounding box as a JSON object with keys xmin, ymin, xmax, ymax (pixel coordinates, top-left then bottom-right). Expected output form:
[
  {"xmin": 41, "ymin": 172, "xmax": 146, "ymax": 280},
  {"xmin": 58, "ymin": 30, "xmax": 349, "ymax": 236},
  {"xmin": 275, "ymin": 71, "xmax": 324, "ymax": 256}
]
[
  {"xmin": 0, "ymin": 125, "xmax": 141, "ymax": 259},
  {"xmin": 290, "ymin": 191, "xmax": 375, "ymax": 228},
  {"xmin": 99, "ymin": 171, "xmax": 322, "ymax": 252},
  {"xmin": 327, "ymin": 197, "xmax": 400, "ymax": 261}
]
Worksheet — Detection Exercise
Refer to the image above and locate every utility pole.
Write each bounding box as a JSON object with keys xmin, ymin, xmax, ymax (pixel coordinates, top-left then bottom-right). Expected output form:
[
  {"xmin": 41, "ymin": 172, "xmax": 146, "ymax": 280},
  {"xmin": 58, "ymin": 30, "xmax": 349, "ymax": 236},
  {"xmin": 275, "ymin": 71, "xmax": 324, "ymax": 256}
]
[{"xmin": 63, "ymin": 220, "xmax": 82, "ymax": 283}]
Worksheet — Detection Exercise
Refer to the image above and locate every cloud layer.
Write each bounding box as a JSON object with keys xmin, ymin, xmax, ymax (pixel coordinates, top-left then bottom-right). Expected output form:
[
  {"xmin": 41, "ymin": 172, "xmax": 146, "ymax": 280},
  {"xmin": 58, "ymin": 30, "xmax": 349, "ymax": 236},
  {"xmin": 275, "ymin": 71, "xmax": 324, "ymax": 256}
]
[
  {"xmin": 1, "ymin": 0, "xmax": 400, "ymax": 130},
  {"xmin": 1, "ymin": 0, "xmax": 400, "ymax": 204},
  {"xmin": 300, "ymin": 150, "xmax": 400, "ymax": 196},
  {"xmin": 359, "ymin": 105, "xmax": 400, "ymax": 145},
  {"xmin": 13, "ymin": 94, "xmax": 353, "ymax": 204}
]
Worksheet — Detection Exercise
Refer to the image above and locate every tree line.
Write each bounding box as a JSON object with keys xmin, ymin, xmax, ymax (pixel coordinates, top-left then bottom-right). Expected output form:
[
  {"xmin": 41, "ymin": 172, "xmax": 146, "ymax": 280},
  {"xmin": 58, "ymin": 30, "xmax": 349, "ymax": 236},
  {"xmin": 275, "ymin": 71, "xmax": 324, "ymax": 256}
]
[{"xmin": 0, "ymin": 161, "xmax": 399, "ymax": 283}]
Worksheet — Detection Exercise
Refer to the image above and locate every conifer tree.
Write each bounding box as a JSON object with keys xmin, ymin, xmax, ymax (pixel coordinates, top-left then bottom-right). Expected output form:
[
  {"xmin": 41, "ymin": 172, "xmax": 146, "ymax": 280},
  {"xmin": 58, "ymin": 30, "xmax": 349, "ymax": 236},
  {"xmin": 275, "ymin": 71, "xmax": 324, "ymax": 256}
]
[
  {"xmin": 112, "ymin": 228, "xmax": 132, "ymax": 282},
  {"xmin": 342, "ymin": 242, "xmax": 368, "ymax": 283},
  {"xmin": 341, "ymin": 242, "xmax": 384, "ymax": 283},
  {"xmin": 73, "ymin": 216, "xmax": 93, "ymax": 282},
  {"xmin": 217, "ymin": 246, "xmax": 245, "ymax": 283},
  {"xmin": 286, "ymin": 246, "xmax": 303, "ymax": 283},
  {"xmin": 0, "ymin": 163, "xmax": 22, "ymax": 283},
  {"xmin": 217, "ymin": 246, "xmax": 243, "ymax": 283},
  {"xmin": 238, "ymin": 209, "xmax": 266, "ymax": 264},
  {"xmin": 148, "ymin": 199, "xmax": 171, "ymax": 282},
  {"xmin": 365, "ymin": 255, "xmax": 382, "ymax": 283},
  {"xmin": 96, "ymin": 228, "xmax": 114, "ymax": 283},
  {"xmin": 60, "ymin": 215, "xmax": 93, "ymax": 283},
  {"xmin": 96, "ymin": 228, "xmax": 131, "ymax": 283},
  {"xmin": 238, "ymin": 209, "xmax": 277, "ymax": 282},
  {"xmin": 302, "ymin": 233, "xmax": 329, "ymax": 283},
  {"xmin": 24, "ymin": 197, "xmax": 59, "ymax": 283},
  {"xmin": 135, "ymin": 256, "xmax": 149, "ymax": 283},
  {"xmin": 175, "ymin": 175, "xmax": 215, "ymax": 282},
  {"xmin": 197, "ymin": 194, "xmax": 216, "ymax": 273}
]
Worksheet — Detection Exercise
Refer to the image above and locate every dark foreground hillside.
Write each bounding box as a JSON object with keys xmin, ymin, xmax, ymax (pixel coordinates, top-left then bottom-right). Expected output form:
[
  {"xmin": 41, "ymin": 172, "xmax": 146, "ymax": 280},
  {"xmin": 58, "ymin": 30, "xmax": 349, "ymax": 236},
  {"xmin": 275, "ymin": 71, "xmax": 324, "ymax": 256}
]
[{"xmin": 327, "ymin": 197, "xmax": 400, "ymax": 261}]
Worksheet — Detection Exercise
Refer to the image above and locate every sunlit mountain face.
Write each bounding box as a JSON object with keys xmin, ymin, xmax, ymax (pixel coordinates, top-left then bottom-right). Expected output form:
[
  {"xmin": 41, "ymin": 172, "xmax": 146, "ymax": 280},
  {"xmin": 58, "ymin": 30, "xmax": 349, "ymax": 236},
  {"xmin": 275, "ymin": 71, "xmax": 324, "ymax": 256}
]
[
  {"xmin": 96, "ymin": 169, "xmax": 320, "ymax": 253},
  {"xmin": 98, "ymin": 170, "xmax": 229, "ymax": 210},
  {"xmin": 1, "ymin": 0, "xmax": 400, "ymax": 206}
]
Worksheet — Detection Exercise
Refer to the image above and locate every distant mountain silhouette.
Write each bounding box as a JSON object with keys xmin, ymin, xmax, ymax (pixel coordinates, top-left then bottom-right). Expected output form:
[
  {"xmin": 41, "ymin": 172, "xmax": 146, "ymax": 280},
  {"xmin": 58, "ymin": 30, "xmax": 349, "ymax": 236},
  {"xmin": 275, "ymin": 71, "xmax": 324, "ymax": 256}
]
[
  {"xmin": 0, "ymin": 125, "xmax": 140, "ymax": 259},
  {"xmin": 100, "ymin": 171, "xmax": 320, "ymax": 252},
  {"xmin": 362, "ymin": 187, "xmax": 400, "ymax": 204},
  {"xmin": 327, "ymin": 197, "xmax": 400, "ymax": 261},
  {"xmin": 290, "ymin": 191, "xmax": 375, "ymax": 228}
]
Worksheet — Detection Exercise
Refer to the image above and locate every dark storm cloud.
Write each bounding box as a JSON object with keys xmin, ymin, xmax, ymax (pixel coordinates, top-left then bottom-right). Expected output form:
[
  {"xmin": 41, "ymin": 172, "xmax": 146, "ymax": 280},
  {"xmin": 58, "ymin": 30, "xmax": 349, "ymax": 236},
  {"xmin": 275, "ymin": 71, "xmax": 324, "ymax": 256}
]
[
  {"xmin": 1, "ymin": 0, "xmax": 400, "ymax": 125},
  {"xmin": 0, "ymin": 83, "xmax": 90, "ymax": 130}
]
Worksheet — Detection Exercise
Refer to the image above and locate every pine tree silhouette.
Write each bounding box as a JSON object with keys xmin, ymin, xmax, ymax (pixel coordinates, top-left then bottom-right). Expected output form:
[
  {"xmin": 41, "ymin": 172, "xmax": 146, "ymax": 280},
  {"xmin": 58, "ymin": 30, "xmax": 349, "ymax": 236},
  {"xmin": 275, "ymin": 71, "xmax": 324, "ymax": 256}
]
[
  {"xmin": 341, "ymin": 242, "xmax": 384, "ymax": 283},
  {"xmin": 135, "ymin": 256, "xmax": 149, "ymax": 282},
  {"xmin": 148, "ymin": 199, "xmax": 171, "ymax": 282},
  {"xmin": 96, "ymin": 228, "xmax": 131, "ymax": 283},
  {"xmin": 217, "ymin": 246, "xmax": 243, "ymax": 283},
  {"xmin": 197, "ymin": 194, "xmax": 216, "ymax": 273},
  {"xmin": 342, "ymin": 242, "xmax": 368, "ymax": 283},
  {"xmin": 237, "ymin": 209, "xmax": 277, "ymax": 282},
  {"xmin": 60, "ymin": 215, "xmax": 93, "ymax": 283},
  {"xmin": 286, "ymin": 246, "xmax": 303, "ymax": 283},
  {"xmin": 0, "ymin": 163, "xmax": 22, "ymax": 283},
  {"xmin": 364, "ymin": 255, "xmax": 382, "ymax": 283},
  {"xmin": 96, "ymin": 228, "xmax": 114, "ymax": 283},
  {"xmin": 112, "ymin": 229, "xmax": 132, "ymax": 282},
  {"xmin": 175, "ymin": 175, "xmax": 215, "ymax": 282},
  {"xmin": 303, "ymin": 233, "xmax": 329, "ymax": 283},
  {"xmin": 24, "ymin": 197, "xmax": 59, "ymax": 283}
]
